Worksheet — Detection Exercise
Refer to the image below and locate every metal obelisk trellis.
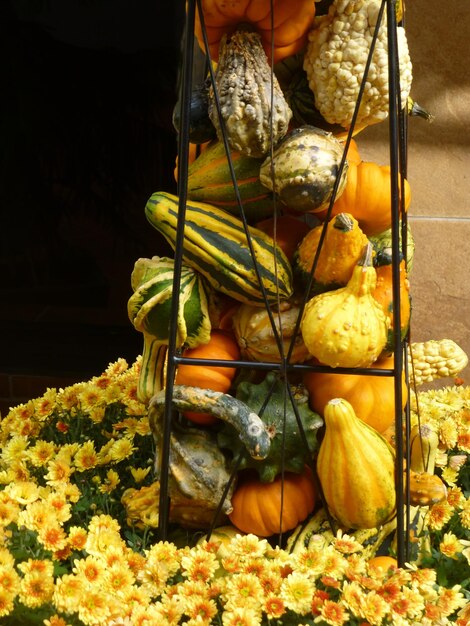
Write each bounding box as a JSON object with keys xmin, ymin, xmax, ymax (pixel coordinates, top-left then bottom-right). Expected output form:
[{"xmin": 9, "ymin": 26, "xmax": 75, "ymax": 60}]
[{"xmin": 158, "ymin": 0, "xmax": 413, "ymax": 567}]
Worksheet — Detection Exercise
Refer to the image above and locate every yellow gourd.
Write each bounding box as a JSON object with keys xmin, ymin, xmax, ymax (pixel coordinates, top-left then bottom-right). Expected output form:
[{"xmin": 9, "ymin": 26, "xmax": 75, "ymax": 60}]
[
  {"xmin": 294, "ymin": 212, "xmax": 369, "ymax": 293},
  {"xmin": 300, "ymin": 243, "xmax": 389, "ymax": 368},
  {"xmin": 317, "ymin": 398, "xmax": 396, "ymax": 529}
]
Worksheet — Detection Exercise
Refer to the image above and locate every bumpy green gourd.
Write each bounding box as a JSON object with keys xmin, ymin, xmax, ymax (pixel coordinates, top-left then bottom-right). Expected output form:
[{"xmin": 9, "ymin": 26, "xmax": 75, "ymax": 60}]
[{"xmin": 217, "ymin": 372, "xmax": 323, "ymax": 482}]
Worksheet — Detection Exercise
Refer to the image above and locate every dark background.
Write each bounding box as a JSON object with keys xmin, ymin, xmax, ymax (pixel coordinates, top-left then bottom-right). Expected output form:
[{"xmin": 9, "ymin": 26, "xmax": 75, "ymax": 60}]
[{"xmin": 1, "ymin": 1, "xmax": 185, "ymax": 378}]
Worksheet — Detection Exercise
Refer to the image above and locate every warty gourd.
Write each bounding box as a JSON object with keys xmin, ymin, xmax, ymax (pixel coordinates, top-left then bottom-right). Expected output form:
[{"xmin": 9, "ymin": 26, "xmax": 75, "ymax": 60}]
[
  {"xmin": 303, "ymin": 0, "xmax": 413, "ymax": 130},
  {"xmin": 408, "ymin": 339, "xmax": 469, "ymax": 387}
]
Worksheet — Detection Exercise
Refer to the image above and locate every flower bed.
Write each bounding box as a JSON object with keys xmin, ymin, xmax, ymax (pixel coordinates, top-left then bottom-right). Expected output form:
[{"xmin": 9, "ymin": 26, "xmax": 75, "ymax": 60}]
[{"xmin": 0, "ymin": 358, "xmax": 468, "ymax": 625}]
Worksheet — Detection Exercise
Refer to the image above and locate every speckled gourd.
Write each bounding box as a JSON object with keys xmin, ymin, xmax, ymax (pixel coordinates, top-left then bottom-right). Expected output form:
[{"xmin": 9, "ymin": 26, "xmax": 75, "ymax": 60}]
[
  {"xmin": 232, "ymin": 298, "xmax": 311, "ymax": 363},
  {"xmin": 300, "ymin": 243, "xmax": 389, "ymax": 368},
  {"xmin": 209, "ymin": 30, "xmax": 292, "ymax": 158},
  {"xmin": 317, "ymin": 398, "xmax": 396, "ymax": 529},
  {"xmin": 259, "ymin": 125, "xmax": 348, "ymax": 212}
]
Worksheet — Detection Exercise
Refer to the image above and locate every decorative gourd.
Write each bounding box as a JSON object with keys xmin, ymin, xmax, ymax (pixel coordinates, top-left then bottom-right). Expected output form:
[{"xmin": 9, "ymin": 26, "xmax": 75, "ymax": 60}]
[
  {"xmin": 317, "ymin": 398, "xmax": 396, "ymax": 529},
  {"xmin": 274, "ymin": 52, "xmax": 369, "ymax": 138},
  {"xmin": 303, "ymin": 354, "xmax": 408, "ymax": 434},
  {"xmin": 300, "ymin": 244, "xmax": 389, "ymax": 368},
  {"xmin": 287, "ymin": 506, "xmax": 398, "ymax": 560},
  {"xmin": 127, "ymin": 256, "xmax": 213, "ymax": 403},
  {"xmin": 175, "ymin": 330, "xmax": 241, "ymax": 425},
  {"xmin": 187, "ymin": 140, "xmax": 274, "ymax": 221},
  {"xmin": 254, "ymin": 215, "xmax": 311, "ymax": 263},
  {"xmin": 194, "ymin": 0, "xmax": 316, "ymax": 65},
  {"xmin": 318, "ymin": 161, "xmax": 412, "ymax": 236},
  {"xmin": 407, "ymin": 339, "xmax": 469, "ymax": 387},
  {"xmin": 229, "ymin": 468, "xmax": 317, "ymax": 537},
  {"xmin": 209, "ymin": 30, "xmax": 292, "ymax": 157},
  {"xmin": 259, "ymin": 125, "xmax": 349, "ymax": 213},
  {"xmin": 408, "ymin": 470, "xmax": 447, "ymax": 507},
  {"xmin": 409, "ymin": 423, "xmax": 439, "ymax": 474},
  {"xmin": 145, "ymin": 192, "xmax": 293, "ymax": 306},
  {"xmin": 372, "ymin": 260, "xmax": 411, "ymax": 353},
  {"xmin": 172, "ymin": 79, "xmax": 217, "ymax": 145},
  {"xmin": 369, "ymin": 222, "xmax": 415, "ymax": 274},
  {"xmin": 149, "ymin": 385, "xmax": 271, "ymax": 464},
  {"xmin": 294, "ymin": 212, "xmax": 369, "ymax": 293},
  {"xmin": 232, "ymin": 298, "xmax": 311, "ymax": 364},
  {"xmin": 218, "ymin": 372, "xmax": 323, "ymax": 482}
]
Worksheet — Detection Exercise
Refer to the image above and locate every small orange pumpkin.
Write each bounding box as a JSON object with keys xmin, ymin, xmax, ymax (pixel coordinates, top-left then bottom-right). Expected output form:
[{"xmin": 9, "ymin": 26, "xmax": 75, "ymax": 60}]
[
  {"xmin": 229, "ymin": 468, "xmax": 317, "ymax": 537},
  {"xmin": 303, "ymin": 354, "xmax": 408, "ymax": 433},
  {"xmin": 175, "ymin": 329, "xmax": 240, "ymax": 424},
  {"xmin": 367, "ymin": 556, "xmax": 398, "ymax": 574},
  {"xmin": 317, "ymin": 161, "xmax": 411, "ymax": 236},
  {"xmin": 194, "ymin": 0, "xmax": 316, "ymax": 64}
]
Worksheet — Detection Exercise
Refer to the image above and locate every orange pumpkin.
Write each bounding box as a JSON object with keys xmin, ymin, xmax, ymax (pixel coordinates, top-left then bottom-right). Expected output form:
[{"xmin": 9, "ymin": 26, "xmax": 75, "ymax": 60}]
[
  {"xmin": 254, "ymin": 214, "xmax": 311, "ymax": 263},
  {"xmin": 303, "ymin": 354, "xmax": 408, "ymax": 433},
  {"xmin": 317, "ymin": 161, "xmax": 411, "ymax": 236},
  {"xmin": 367, "ymin": 556, "xmax": 398, "ymax": 574},
  {"xmin": 340, "ymin": 138, "xmax": 361, "ymax": 165},
  {"xmin": 229, "ymin": 468, "xmax": 317, "ymax": 536},
  {"xmin": 175, "ymin": 329, "xmax": 240, "ymax": 424},
  {"xmin": 372, "ymin": 259, "xmax": 411, "ymax": 353},
  {"xmin": 194, "ymin": 0, "xmax": 316, "ymax": 64}
]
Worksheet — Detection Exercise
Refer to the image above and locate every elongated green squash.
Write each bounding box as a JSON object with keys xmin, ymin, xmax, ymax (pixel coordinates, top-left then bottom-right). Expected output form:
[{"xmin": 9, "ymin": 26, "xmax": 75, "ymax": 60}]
[
  {"xmin": 145, "ymin": 192, "xmax": 293, "ymax": 306},
  {"xmin": 187, "ymin": 141, "xmax": 274, "ymax": 222}
]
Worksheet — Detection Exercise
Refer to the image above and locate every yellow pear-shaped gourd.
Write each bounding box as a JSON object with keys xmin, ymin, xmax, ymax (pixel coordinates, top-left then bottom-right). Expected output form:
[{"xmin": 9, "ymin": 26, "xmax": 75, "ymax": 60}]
[
  {"xmin": 300, "ymin": 243, "xmax": 389, "ymax": 367},
  {"xmin": 317, "ymin": 398, "xmax": 396, "ymax": 529}
]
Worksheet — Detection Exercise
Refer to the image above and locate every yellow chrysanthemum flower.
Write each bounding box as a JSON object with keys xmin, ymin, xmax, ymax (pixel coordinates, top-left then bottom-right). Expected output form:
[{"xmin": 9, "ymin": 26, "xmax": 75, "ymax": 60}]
[
  {"xmin": 99, "ymin": 469, "xmax": 120, "ymax": 494},
  {"xmin": 129, "ymin": 466, "xmax": 151, "ymax": 483},
  {"xmin": 0, "ymin": 492, "xmax": 20, "ymax": 527},
  {"xmin": 73, "ymin": 441, "xmax": 99, "ymax": 472},
  {"xmin": 18, "ymin": 570, "xmax": 55, "ymax": 608},
  {"xmin": 280, "ymin": 571, "xmax": 315, "ymax": 616},
  {"xmin": 27, "ymin": 439, "xmax": 56, "ymax": 467},
  {"xmin": 1, "ymin": 435, "xmax": 29, "ymax": 465}
]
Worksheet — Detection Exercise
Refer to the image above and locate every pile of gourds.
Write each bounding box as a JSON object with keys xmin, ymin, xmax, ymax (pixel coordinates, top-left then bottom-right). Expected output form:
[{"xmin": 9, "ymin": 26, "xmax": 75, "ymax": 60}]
[{"xmin": 126, "ymin": 0, "xmax": 468, "ymax": 548}]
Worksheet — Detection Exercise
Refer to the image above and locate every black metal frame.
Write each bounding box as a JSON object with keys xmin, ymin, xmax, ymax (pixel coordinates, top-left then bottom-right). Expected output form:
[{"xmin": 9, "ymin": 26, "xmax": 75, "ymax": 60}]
[{"xmin": 159, "ymin": 0, "xmax": 412, "ymax": 566}]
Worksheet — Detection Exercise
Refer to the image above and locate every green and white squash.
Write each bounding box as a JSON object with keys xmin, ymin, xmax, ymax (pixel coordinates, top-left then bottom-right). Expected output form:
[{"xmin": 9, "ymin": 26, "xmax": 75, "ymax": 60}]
[
  {"xmin": 127, "ymin": 256, "xmax": 213, "ymax": 403},
  {"xmin": 145, "ymin": 192, "xmax": 293, "ymax": 306}
]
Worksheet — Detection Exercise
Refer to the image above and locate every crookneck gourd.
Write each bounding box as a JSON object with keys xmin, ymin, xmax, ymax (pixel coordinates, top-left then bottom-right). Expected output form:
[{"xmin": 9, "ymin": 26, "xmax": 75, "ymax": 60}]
[
  {"xmin": 145, "ymin": 192, "xmax": 293, "ymax": 306},
  {"xmin": 300, "ymin": 243, "xmax": 389, "ymax": 368},
  {"xmin": 148, "ymin": 384, "xmax": 273, "ymax": 527},
  {"xmin": 217, "ymin": 371, "xmax": 323, "ymax": 483},
  {"xmin": 232, "ymin": 298, "xmax": 311, "ymax": 364},
  {"xmin": 294, "ymin": 212, "xmax": 369, "ymax": 294},
  {"xmin": 209, "ymin": 30, "xmax": 292, "ymax": 158},
  {"xmin": 317, "ymin": 398, "xmax": 396, "ymax": 529},
  {"xmin": 127, "ymin": 256, "xmax": 213, "ymax": 403},
  {"xmin": 259, "ymin": 125, "xmax": 349, "ymax": 213}
]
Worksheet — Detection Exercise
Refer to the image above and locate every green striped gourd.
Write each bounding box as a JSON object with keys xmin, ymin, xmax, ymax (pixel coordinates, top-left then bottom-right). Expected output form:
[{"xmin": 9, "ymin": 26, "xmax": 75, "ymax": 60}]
[
  {"xmin": 127, "ymin": 256, "xmax": 212, "ymax": 403},
  {"xmin": 145, "ymin": 193, "xmax": 293, "ymax": 306},
  {"xmin": 187, "ymin": 140, "xmax": 274, "ymax": 222}
]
